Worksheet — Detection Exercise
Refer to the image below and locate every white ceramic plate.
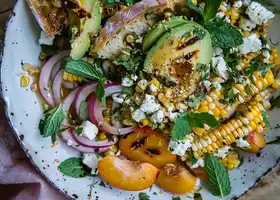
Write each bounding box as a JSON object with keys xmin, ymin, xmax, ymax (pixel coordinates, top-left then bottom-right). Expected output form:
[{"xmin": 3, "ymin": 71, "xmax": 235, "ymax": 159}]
[{"xmin": 1, "ymin": 0, "xmax": 280, "ymax": 199}]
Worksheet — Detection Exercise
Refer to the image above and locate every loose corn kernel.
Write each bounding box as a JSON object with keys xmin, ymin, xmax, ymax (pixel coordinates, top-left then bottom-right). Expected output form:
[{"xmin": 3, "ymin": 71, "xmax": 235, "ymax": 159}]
[
  {"xmin": 20, "ymin": 76, "xmax": 30, "ymax": 87},
  {"xmin": 98, "ymin": 132, "xmax": 107, "ymax": 141},
  {"xmin": 139, "ymin": 119, "xmax": 149, "ymax": 127},
  {"xmin": 63, "ymin": 71, "xmax": 83, "ymax": 83},
  {"xmin": 193, "ymin": 128, "xmax": 205, "ymax": 136}
]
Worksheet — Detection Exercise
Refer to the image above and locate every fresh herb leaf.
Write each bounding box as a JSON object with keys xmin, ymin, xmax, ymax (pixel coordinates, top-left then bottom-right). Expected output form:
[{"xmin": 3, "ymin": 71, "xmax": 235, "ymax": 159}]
[
  {"xmin": 270, "ymin": 95, "xmax": 280, "ymax": 108},
  {"xmin": 187, "ymin": 0, "xmax": 203, "ymax": 16},
  {"xmin": 185, "ymin": 93, "xmax": 205, "ymax": 108},
  {"xmin": 113, "ymin": 48, "xmax": 144, "ymax": 73},
  {"xmin": 244, "ymin": 63, "xmax": 275, "ymax": 78},
  {"xmin": 172, "ymin": 113, "xmax": 191, "ymax": 140},
  {"xmin": 261, "ymin": 111, "xmax": 270, "ymax": 127},
  {"xmin": 203, "ymin": 0, "xmax": 222, "ymax": 22},
  {"xmin": 76, "ymin": 127, "xmax": 83, "ymax": 135},
  {"xmin": 267, "ymin": 137, "xmax": 280, "ymax": 144},
  {"xmin": 65, "ymin": 59, "xmax": 103, "ymax": 80},
  {"xmin": 58, "ymin": 157, "xmax": 91, "ymax": 178},
  {"xmin": 238, "ymin": 156, "xmax": 244, "ymax": 168},
  {"xmin": 273, "ymin": 8, "xmax": 280, "ymax": 15},
  {"xmin": 139, "ymin": 192, "xmax": 150, "ymax": 200},
  {"xmin": 183, "ymin": 32, "xmax": 191, "ymax": 39},
  {"xmin": 99, "ymin": 181, "xmax": 106, "ymax": 187},
  {"xmin": 192, "ymin": 157, "xmax": 198, "ymax": 166},
  {"xmin": 41, "ymin": 44, "xmax": 59, "ymax": 55},
  {"xmin": 205, "ymin": 154, "xmax": 231, "ymax": 197},
  {"xmin": 194, "ymin": 193, "xmax": 203, "ymax": 200},
  {"xmin": 39, "ymin": 105, "xmax": 64, "ymax": 138},
  {"xmin": 172, "ymin": 112, "xmax": 219, "ymax": 140},
  {"xmin": 153, "ymin": 192, "xmax": 157, "ymax": 195},
  {"xmin": 122, "ymin": 87, "xmax": 133, "ymax": 95},
  {"xmin": 96, "ymin": 80, "xmax": 106, "ymax": 108},
  {"xmin": 193, "ymin": 28, "xmax": 206, "ymax": 40},
  {"xmin": 219, "ymin": 88, "xmax": 237, "ymax": 105},
  {"xmin": 245, "ymin": 84, "xmax": 253, "ymax": 96},
  {"xmin": 205, "ymin": 18, "xmax": 243, "ymax": 49},
  {"xmin": 172, "ymin": 197, "xmax": 181, "ymax": 200}
]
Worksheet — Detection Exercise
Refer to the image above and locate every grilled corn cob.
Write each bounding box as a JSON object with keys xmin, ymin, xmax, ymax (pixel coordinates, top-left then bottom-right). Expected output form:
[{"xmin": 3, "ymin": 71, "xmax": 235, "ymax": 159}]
[
  {"xmin": 230, "ymin": 6, "xmax": 241, "ymax": 25},
  {"xmin": 192, "ymin": 102, "xmax": 266, "ymax": 158},
  {"xmin": 63, "ymin": 71, "xmax": 83, "ymax": 82}
]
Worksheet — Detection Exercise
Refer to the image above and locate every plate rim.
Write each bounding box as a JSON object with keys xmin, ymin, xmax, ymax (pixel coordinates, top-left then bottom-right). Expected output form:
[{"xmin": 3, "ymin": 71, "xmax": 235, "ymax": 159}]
[{"xmin": 0, "ymin": 1, "xmax": 279, "ymax": 199}]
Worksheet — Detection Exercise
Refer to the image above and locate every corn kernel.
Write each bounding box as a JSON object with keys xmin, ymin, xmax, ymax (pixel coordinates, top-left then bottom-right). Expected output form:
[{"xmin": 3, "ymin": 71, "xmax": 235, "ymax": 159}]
[
  {"xmin": 98, "ymin": 132, "xmax": 107, "ymax": 141},
  {"xmin": 212, "ymin": 108, "xmax": 221, "ymax": 117},
  {"xmin": 20, "ymin": 76, "xmax": 30, "ymax": 87},
  {"xmin": 193, "ymin": 128, "xmax": 205, "ymax": 136},
  {"xmin": 151, "ymin": 78, "xmax": 160, "ymax": 88},
  {"xmin": 255, "ymin": 80, "xmax": 263, "ymax": 90},
  {"xmin": 109, "ymin": 144, "xmax": 118, "ymax": 153},
  {"xmin": 227, "ymin": 164, "xmax": 235, "ymax": 170},
  {"xmin": 199, "ymin": 105, "xmax": 209, "ymax": 112},
  {"xmin": 139, "ymin": 119, "xmax": 149, "ymax": 127},
  {"xmin": 249, "ymin": 121, "xmax": 257, "ymax": 130},
  {"xmin": 104, "ymin": 150, "xmax": 115, "ymax": 156}
]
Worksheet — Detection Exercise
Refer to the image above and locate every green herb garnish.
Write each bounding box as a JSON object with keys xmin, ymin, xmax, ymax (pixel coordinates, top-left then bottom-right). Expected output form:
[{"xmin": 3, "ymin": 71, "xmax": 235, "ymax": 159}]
[
  {"xmin": 172, "ymin": 197, "xmax": 181, "ymax": 200},
  {"xmin": 58, "ymin": 157, "xmax": 91, "ymax": 178},
  {"xmin": 270, "ymin": 95, "xmax": 280, "ymax": 108},
  {"xmin": 261, "ymin": 111, "xmax": 270, "ymax": 127},
  {"xmin": 245, "ymin": 84, "xmax": 253, "ymax": 96},
  {"xmin": 139, "ymin": 192, "xmax": 150, "ymax": 200},
  {"xmin": 205, "ymin": 154, "xmax": 231, "ymax": 197}
]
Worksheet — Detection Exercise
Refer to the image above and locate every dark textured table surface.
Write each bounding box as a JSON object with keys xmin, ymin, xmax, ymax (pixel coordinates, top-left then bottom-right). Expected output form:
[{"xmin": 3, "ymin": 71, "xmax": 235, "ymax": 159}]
[{"xmin": 0, "ymin": 1, "xmax": 279, "ymax": 200}]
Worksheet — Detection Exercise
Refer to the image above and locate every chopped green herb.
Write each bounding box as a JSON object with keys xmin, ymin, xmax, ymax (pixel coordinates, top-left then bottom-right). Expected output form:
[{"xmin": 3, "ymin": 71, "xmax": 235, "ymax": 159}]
[
  {"xmin": 99, "ymin": 181, "xmax": 107, "ymax": 187},
  {"xmin": 152, "ymin": 192, "xmax": 157, "ymax": 195},
  {"xmin": 122, "ymin": 87, "xmax": 134, "ymax": 95},
  {"xmin": 58, "ymin": 157, "xmax": 91, "ymax": 178},
  {"xmin": 96, "ymin": 79, "xmax": 106, "ymax": 108},
  {"xmin": 172, "ymin": 197, "xmax": 181, "ymax": 200},
  {"xmin": 193, "ymin": 28, "xmax": 206, "ymax": 40},
  {"xmin": 219, "ymin": 88, "xmax": 236, "ymax": 105},
  {"xmin": 244, "ymin": 63, "xmax": 275, "ymax": 79},
  {"xmin": 185, "ymin": 93, "xmax": 205, "ymax": 108},
  {"xmin": 270, "ymin": 95, "xmax": 280, "ymax": 108},
  {"xmin": 205, "ymin": 154, "xmax": 231, "ymax": 197},
  {"xmin": 139, "ymin": 192, "xmax": 150, "ymax": 200},
  {"xmin": 238, "ymin": 156, "xmax": 244, "ymax": 168},
  {"xmin": 76, "ymin": 127, "xmax": 83, "ymax": 135},
  {"xmin": 261, "ymin": 111, "xmax": 270, "ymax": 127},
  {"xmin": 245, "ymin": 84, "xmax": 253, "ymax": 96},
  {"xmin": 192, "ymin": 157, "xmax": 198, "ymax": 166},
  {"xmin": 183, "ymin": 32, "xmax": 192, "ymax": 39}
]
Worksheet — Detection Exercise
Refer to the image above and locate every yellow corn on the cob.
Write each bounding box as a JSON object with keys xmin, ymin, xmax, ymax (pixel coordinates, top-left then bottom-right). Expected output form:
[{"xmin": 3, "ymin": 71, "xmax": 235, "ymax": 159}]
[
  {"xmin": 192, "ymin": 102, "xmax": 266, "ymax": 158},
  {"xmin": 230, "ymin": 7, "xmax": 240, "ymax": 25},
  {"xmin": 63, "ymin": 71, "xmax": 83, "ymax": 82},
  {"xmin": 222, "ymin": 151, "xmax": 240, "ymax": 170}
]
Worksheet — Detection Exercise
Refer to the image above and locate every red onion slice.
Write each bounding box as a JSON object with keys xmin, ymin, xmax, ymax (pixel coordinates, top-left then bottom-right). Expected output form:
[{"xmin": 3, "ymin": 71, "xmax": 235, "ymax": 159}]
[
  {"xmin": 62, "ymin": 88, "xmax": 78, "ymax": 126},
  {"xmin": 39, "ymin": 50, "xmax": 69, "ymax": 106},
  {"xmin": 88, "ymin": 83, "xmax": 134, "ymax": 135},
  {"xmin": 69, "ymin": 129, "xmax": 118, "ymax": 148},
  {"xmin": 51, "ymin": 62, "xmax": 61, "ymax": 81},
  {"xmin": 74, "ymin": 82, "xmax": 98, "ymax": 119},
  {"xmin": 62, "ymin": 81, "xmax": 78, "ymax": 89},
  {"xmin": 53, "ymin": 69, "xmax": 64, "ymax": 105}
]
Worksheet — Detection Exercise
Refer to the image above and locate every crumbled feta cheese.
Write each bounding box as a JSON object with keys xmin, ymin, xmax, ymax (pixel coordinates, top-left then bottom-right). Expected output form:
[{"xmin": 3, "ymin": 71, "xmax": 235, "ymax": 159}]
[
  {"xmin": 167, "ymin": 104, "xmax": 175, "ymax": 112},
  {"xmin": 213, "ymin": 82, "xmax": 222, "ymax": 91},
  {"xmin": 233, "ymin": 0, "xmax": 242, "ymax": 8},
  {"xmin": 203, "ymin": 80, "xmax": 211, "ymax": 89},
  {"xmin": 151, "ymin": 110, "xmax": 164, "ymax": 123},
  {"xmin": 167, "ymin": 111, "xmax": 179, "ymax": 122},
  {"xmin": 132, "ymin": 109, "xmax": 146, "ymax": 122},
  {"xmin": 81, "ymin": 121, "xmax": 98, "ymax": 141},
  {"xmin": 236, "ymin": 138, "xmax": 251, "ymax": 149},
  {"xmin": 239, "ymin": 17, "xmax": 257, "ymax": 31},
  {"xmin": 121, "ymin": 77, "xmax": 134, "ymax": 87},
  {"xmin": 191, "ymin": 158, "xmax": 205, "ymax": 168},
  {"xmin": 246, "ymin": 2, "xmax": 275, "ymax": 25},
  {"xmin": 140, "ymin": 94, "xmax": 161, "ymax": 114},
  {"xmin": 149, "ymin": 84, "xmax": 158, "ymax": 92},
  {"xmin": 82, "ymin": 153, "xmax": 100, "ymax": 175},
  {"xmin": 214, "ymin": 146, "xmax": 231, "ymax": 158},
  {"xmin": 131, "ymin": 74, "xmax": 138, "ymax": 81},
  {"xmin": 212, "ymin": 56, "xmax": 228, "ymax": 80},
  {"xmin": 262, "ymin": 49, "xmax": 271, "ymax": 63},
  {"xmin": 112, "ymin": 93, "xmax": 126, "ymax": 104},
  {"xmin": 239, "ymin": 34, "xmax": 262, "ymax": 55},
  {"xmin": 39, "ymin": 31, "xmax": 54, "ymax": 45},
  {"xmin": 67, "ymin": 139, "xmax": 74, "ymax": 146},
  {"xmin": 135, "ymin": 36, "xmax": 143, "ymax": 43},
  {"xmin": 169, "ymin": 136, "xmax": 194, "ymax": 156},
  {"xmin": 243, "ymin": 0, "xmax": 251, "ymax": 6}
]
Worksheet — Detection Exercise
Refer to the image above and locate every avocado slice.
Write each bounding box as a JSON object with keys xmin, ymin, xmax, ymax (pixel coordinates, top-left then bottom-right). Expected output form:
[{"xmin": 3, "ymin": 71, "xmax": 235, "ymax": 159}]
[
  {"xmin": 144, "ymin": 22, "xmax": 212, "ymax": 101},
  {"xmin": 70, "ymin": 0, "xmax": 102, "ymax": 60},
  {"xmin": 142, "ymin": 16, "xmax": 189, "ymax": 53}
]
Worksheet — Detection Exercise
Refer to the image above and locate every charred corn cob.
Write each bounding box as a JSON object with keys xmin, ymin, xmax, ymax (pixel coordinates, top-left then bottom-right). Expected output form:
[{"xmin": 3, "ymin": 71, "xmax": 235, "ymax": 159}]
[
  {"xmin": 230, "ymin": 6, "xmax": 241, "ymax": 25},
  {"xmin": 63, "ymin": 71, "xmax": 83, "ymax": 82},
  {"xmin": 192, "ymin": 102, "xmax": 266, "ymax": 158},
  {"xmin": 222, "ymin": 151, "xmax": 240, "ymax": 170}
]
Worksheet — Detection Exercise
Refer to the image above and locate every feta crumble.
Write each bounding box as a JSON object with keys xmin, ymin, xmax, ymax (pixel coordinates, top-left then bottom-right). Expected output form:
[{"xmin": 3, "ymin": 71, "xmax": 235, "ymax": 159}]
[
  {"xmin": 236, "ymin": 138, "xmax": 251, "ymax": 149},
  {"xmin": 214, "ymin": 146, "xmax": 231, "ymax": 159},
  {"xmin": 131, "ymin": 74, "xmax": 138, "ymax": 81},
  {"xmin": 81, "ymin": 121, "xmax": 98, "ymax": 141},
  {"xmin": 246, "ymin": 2, "xmax": 275, "ymax": 25},
  {"xmin": 39, "ymin": 31, "xmax": 54, "ymax": 45},
  {"xmin": 243, "ymin": 0, "xmax": 251, "ymax": 6},
  {"xmin": 203, "ymin": 80, "xmax": 211, "ymax": 89},
  {"xmin": 213, "ymin": 82, "xmax": 222, "ymax": 91},
  {"xmin": 169, "ymin": 136, "xmax": 194, "ymax": 156},
  {"xmin": 149, "ymin": 84, "xmax": 158, "ymax": 92},
  {"xmin": 82, "ymin": 153, "xmax": 100, "ymax": 175},
  {"xmin": 239, "ymin": 34, "xmax": 262, "ymax": 55},
  {"xmin": 67, "ymin": 139, "xmax": 74, "ymax": 146},
  {"xmin": 239, "ymin": 17, "xmax": 257, "ymax": 31},
  {"xmin": 132, "ymin": 109, "xmax": 146, "ymax": 122},
  {"xmin": 140, "ymin": 94, "xmax": 161, "ymax": 114},
  {"xmin": 212, "ymin": 56, "xmax": 228, "ymax": 80},
  {"xmin": 191, "ymin": 158, "xmax": 205, "ymax": 168},
  {"xmin": 151, "ymin": 110, "xmax": 164, "ymax": 123},
  {"xmin": 167, "ymin": 111, "xmax": 179, "ymax": 122},
  {"xmin": 121, "ymin": 77, "xmax": 134, "ymax": 87},
  {"xmin": 112, "ymin": 93, "xmax": 126, "ymax": 104},
  {"xmin": 262, "ymin": 49, "xmax": 271, "ymax": 63},
  {"xmin": 234, "ymin": 0, "xmax": 242, "ymax": 8}
]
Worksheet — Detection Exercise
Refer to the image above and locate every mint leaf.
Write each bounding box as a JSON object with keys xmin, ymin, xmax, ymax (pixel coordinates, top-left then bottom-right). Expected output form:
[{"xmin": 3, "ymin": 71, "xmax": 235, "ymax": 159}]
[
  {"xmin": 139, "ymin": 192, "xmax": 150, "ymax": 200},
  {"xmin": 205, "ymin": 18, "xmax": 243, "ymax": 48},
  {"xmin": 39, "ymin": 105, "xmax": 64, "ymax": 138},
  {"xmin": 205, "ymin": 154, "xmax": 231, "ymax": 197},
  {"xmin": 172, "ymin": 113, "xmax": 191, "ymax": 140},
  {"xmin": 96, "ymin": 80, "xmax": 106, "ymax": 108},
  {"xmin": 187, "ymin": 0, "xmax": 203, "ymax": 16},
  {"xmin": 187, "ymin": 112, "xmax": 220, "ymax": 129},
  {"xmin": 204, "ymin": 0, "xmax": 222, "ymax": 22},
  {"xmin": 192, "ymin": 157, "xmax": 198, "ymax": 165},
  {"xmin": 65, "ymin": 59, "xmax": 102, "ymax": 80},
  {"xmin": 172, "ymin": 197, "xmax": 181, "ymax": 200},
  {"xmin": 270, "ymin": 95, "xmax": 280, "ymax": 108},
  {"xmin": 261, "ymin": 111, "xmax": 270, "ymax": 127},
  {"xmin": 58, "ymin": 157, "xmax": 91, "ymax": 178}
]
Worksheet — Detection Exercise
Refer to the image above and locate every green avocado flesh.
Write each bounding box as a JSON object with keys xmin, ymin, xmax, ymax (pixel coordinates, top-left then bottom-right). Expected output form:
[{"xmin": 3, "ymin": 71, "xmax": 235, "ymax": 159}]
[
  {"xmin": 144, "ymin": 21, "xmax": 213, "ymax": 100},
  {"xmin": 70, "ymin": 0, "xmax": 101, "ymax": 60},
  {"xmin": 142, "ymin": 16, "xmax": 189, "ymax": 53}
]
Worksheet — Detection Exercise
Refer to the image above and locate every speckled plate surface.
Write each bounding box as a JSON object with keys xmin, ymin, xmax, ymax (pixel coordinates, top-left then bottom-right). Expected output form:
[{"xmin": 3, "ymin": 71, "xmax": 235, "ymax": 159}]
[{"xmin": 1, "ymin": 0, "xmax": 280, "ymax": 199}]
